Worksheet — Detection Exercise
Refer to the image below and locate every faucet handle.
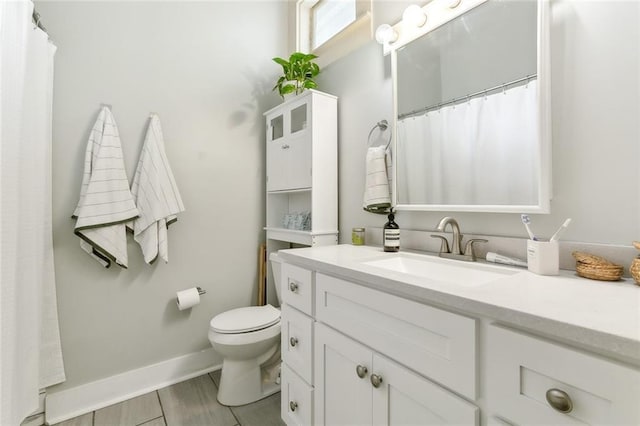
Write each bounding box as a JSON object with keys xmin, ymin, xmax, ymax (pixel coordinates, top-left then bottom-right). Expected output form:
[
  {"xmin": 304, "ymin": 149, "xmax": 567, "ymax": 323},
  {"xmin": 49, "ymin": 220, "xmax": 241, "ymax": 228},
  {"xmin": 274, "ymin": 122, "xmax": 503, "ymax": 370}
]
[
  {"xmin": 431, "ymin": 235, "xmax": 450, "ymax": 254},
  {"xmin": 464, "ymin": 238, "xmax": 488, "ymax": 261}
]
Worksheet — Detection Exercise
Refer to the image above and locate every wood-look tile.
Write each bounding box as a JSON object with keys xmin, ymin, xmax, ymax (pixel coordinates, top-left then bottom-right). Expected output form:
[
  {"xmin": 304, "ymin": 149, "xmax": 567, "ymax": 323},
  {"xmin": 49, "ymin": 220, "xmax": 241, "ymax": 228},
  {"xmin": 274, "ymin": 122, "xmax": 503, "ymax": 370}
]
[
  {"xmin": 158, "ymin": 375, "xmax": 236, "ymax": 426},
  {"xmin": 230, "ymin": 393, "xmax": 284, "ymax": 426},
  {"xmin": 52, "ymin": 412, "xmax": 93, "ymax": 426},
  {"xmin": 209, "ymin": 369, "xmax": 221, "ymax": 387},
  {"xmin": 94, "ymin": 391, "xmax": 162, "ymax": 426},
  {"xmin": 137, "ymin": 417, "xmax": 166, "ymax": 426}
]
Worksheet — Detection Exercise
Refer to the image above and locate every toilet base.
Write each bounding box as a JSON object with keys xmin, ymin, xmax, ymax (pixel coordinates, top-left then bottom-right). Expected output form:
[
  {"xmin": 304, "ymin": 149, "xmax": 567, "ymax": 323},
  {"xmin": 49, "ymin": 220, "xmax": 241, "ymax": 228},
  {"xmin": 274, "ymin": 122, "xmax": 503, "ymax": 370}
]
[{"xmin": 217, "ymin": 345, "xmax": 281, "ymax": 406}]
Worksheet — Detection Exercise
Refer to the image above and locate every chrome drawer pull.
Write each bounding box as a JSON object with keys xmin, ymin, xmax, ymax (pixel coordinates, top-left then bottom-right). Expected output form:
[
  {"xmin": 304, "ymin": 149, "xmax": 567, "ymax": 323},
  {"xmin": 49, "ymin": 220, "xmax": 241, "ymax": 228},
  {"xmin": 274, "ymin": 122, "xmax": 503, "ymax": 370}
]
[
  {"xmin": 546, "ymin": 388, "xmax": 573, "ymax": 413},
  {"xmin": 370, "ymin": 373, "xmax": 383, "ymax": 388},
  {"xmin": 289, "ymin": 281, "xmax": 299, "ymax": 292},
  {"xmin": 290, "ymin": 337, "xmax": 298, "ymax": 347},
  {"xmin": 289, "ymin": 401, "xmax": 298, "ymax": 412},
  {"xmin": 356, "ymin": 365, "xmax": 368, "ymax": 379}
]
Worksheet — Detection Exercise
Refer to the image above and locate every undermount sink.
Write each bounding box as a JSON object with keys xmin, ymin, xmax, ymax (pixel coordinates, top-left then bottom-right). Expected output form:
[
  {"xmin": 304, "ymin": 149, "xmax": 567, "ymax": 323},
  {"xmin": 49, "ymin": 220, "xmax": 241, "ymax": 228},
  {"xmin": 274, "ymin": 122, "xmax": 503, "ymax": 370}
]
[{"xmin": 361, "ymin": 252, "xmax": 518, "ymax": 287}]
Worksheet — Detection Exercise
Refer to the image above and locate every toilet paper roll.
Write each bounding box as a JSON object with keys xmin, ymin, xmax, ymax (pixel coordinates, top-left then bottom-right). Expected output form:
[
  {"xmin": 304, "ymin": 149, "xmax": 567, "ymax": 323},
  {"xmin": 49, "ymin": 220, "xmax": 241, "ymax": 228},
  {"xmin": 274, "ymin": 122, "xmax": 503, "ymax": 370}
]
[{"xmin": 176, "ymin": 287, "xmax": 200, "ymax": 311}]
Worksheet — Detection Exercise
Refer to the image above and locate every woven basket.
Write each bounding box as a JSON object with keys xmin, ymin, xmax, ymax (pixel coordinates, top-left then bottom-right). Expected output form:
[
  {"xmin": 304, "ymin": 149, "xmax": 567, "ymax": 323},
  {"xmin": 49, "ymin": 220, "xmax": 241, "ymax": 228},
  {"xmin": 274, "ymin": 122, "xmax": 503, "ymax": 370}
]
[
  {"xmin": 630, "ymin": 258, "xmax": 640, "ymax": 285},
  {"xmin": 631, "ymin": 241, "xmax": 640, "ymax": 285},
  {"xmin": 572, "ymin": 251, "xmax": 623, "ymax": 281}
]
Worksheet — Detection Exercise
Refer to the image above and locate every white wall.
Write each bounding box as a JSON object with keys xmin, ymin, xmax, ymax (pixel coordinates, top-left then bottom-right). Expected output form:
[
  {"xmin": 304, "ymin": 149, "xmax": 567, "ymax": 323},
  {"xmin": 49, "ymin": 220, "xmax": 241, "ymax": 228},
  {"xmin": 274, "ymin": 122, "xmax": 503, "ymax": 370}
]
[
  {"xmin": 37, "ymin": 1, "xmax": 288, "ymax": 392},
  {"xmin": 318, "ymin": 0, "xmax": 639, "ymax": 246}
]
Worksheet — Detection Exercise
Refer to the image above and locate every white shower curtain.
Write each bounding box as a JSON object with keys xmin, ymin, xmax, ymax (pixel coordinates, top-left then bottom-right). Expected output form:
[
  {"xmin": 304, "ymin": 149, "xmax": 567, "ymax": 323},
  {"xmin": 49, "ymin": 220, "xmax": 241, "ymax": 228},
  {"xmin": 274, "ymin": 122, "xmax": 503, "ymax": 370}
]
[
  {"xmin": 397, "ymin": 81, "xmax": 539, "ymax": 205},
  {"xmin": 0, "ymin": 1, "xmax": 66, "ymax": 425}
]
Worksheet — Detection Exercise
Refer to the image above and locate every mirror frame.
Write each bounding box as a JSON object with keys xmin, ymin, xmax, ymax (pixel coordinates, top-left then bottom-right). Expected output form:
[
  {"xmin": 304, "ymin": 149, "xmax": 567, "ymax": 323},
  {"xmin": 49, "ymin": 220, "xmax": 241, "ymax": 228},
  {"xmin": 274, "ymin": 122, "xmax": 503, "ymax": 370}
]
[{"xmin": 387, "ymin": 0, "xmax": 551, "ymax": 213}]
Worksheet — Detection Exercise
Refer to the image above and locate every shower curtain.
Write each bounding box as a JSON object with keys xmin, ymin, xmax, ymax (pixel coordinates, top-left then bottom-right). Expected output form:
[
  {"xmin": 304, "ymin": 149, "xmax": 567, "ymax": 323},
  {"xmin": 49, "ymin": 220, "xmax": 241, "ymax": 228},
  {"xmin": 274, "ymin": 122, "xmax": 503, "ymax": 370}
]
[
  {"xmin": 0, "ymin": 1, "xmax": 66, "ymax": 425},
  {"xmin": 397, "ymin": 81, "xmax": 539, "ymax": 205}
]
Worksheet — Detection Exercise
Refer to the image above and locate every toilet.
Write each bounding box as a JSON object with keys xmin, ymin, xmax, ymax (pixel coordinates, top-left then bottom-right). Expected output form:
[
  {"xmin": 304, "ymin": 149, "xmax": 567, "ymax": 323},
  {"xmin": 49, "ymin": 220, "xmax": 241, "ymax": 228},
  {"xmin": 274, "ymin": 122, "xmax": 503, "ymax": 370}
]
[{"xmin": 208, "ymin": 252, "xmax": 283, "ymax": 406}]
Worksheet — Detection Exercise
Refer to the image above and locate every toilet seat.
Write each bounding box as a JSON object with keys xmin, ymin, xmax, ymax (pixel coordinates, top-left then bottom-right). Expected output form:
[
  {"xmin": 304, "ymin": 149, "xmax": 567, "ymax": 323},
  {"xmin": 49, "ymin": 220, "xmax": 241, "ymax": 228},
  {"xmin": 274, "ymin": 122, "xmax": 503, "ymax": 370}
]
[{"xmin": 210, "ymin": 304, "xmax": 280, "ymax": 334}]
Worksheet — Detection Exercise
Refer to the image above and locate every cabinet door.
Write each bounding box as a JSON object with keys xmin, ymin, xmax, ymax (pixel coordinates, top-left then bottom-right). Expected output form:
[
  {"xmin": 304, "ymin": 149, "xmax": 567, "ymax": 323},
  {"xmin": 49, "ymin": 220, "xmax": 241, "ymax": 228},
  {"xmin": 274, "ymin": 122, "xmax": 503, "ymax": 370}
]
[
  {"xmin": 314, "ymin": 324, "xmax": 372, "ymax": 426},
  {"xmin": 266, "ymin": 100, "xmax": 312, "ymax": 192},
  {"xmin": 372, "ymin": 354, "xmax": 479, "ymax": 426},
  {"xmin": 285, "ymin": 95, "xmax": 311, "ymax": 190},
  {"xmin": 266, "ymin": 112, "xmax": 287, "ymax": 191}
]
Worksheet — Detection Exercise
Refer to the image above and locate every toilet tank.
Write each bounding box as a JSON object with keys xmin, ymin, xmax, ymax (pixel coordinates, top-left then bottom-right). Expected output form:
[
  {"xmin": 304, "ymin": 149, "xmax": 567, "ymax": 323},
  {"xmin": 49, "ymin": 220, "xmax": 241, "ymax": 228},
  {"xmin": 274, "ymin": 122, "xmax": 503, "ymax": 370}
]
[{"xmin": 269, "ymin": 252, "xmax": 283, "ymax": 305}]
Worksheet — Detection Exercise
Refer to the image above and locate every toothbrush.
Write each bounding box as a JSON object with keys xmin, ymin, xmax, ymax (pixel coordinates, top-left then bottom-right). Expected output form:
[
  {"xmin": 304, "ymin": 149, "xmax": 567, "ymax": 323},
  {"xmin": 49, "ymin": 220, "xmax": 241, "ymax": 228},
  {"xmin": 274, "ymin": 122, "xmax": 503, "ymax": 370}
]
[
  {"xmin": 521, "ymin": 214, "xmax": 538, "ymax": 240},
  {"xmin": 550, "ymin": 218, "xmax": 572, "ymax": 242}
]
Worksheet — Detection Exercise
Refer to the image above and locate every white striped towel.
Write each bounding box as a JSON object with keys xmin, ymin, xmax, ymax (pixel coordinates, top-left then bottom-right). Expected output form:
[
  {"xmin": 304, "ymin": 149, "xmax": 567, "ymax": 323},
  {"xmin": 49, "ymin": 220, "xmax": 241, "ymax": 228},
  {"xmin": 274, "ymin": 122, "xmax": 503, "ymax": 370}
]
[
  {"xmin": 129, "ymin": 114, "xmax": 185, "ymax": 264},
  {"xmin": 72, "ymin": 106, "xmax": 139, "ymax": 268},
  {"xmin": 363, "ymin": 146, "xmax": 392, "ymax": 214}
]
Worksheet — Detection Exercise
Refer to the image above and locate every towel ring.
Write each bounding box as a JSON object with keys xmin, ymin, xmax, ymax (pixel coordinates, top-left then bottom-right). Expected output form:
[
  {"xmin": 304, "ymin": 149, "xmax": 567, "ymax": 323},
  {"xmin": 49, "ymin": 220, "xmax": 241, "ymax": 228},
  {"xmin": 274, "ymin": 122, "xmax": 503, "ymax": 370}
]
[{"xmin": 367, "ymin": 120, "xmax": 392, "ymax": 150}]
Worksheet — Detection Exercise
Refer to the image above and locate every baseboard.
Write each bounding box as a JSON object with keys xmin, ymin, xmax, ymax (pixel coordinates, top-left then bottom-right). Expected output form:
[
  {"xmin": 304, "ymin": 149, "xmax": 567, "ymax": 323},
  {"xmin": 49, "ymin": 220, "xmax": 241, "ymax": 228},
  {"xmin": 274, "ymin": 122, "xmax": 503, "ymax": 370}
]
[{"xmin": 45, "ymin": 348, "xmax": 222, "ymax": 425}]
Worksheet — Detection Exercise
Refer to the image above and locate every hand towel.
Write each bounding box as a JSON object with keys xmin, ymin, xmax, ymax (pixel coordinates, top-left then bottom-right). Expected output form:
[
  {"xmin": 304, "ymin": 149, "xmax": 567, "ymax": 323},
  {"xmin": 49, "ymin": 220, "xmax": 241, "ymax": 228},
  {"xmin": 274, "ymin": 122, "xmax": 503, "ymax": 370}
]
[
  {"xmin": 72, "ymin": 106, "xmax": 139, "ymax": 268},
  {"xmin": 129, "ymin": 114, "xmax": 185, "ymax": 264},
  {"xmin": 363, "ymin": 146, "xmax": 392, "ymax": 214}
]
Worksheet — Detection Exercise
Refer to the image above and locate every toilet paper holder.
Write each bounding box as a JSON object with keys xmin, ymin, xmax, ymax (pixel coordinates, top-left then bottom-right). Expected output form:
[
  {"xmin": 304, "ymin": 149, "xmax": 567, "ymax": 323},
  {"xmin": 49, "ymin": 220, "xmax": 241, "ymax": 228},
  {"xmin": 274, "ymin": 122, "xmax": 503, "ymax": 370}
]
[{"xmin": 197, "ymin": 287, "xmax": 206, "ymax": 296}]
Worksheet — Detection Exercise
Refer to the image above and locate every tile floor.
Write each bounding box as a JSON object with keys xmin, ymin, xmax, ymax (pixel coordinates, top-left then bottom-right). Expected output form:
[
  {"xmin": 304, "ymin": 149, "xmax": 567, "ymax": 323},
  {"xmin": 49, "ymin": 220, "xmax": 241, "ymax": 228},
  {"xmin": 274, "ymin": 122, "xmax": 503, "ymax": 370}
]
[{"xmin": 53, "ymin": 370, "xmax": 284, "ymax": 426}]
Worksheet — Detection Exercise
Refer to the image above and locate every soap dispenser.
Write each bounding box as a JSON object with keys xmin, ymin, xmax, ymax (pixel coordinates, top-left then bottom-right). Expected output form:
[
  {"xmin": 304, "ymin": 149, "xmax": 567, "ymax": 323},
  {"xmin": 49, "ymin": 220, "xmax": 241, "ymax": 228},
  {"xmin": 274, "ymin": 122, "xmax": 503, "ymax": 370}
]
[{"xmin": 383, "ymin": 210, "xmax": 400, "ymax": 252}]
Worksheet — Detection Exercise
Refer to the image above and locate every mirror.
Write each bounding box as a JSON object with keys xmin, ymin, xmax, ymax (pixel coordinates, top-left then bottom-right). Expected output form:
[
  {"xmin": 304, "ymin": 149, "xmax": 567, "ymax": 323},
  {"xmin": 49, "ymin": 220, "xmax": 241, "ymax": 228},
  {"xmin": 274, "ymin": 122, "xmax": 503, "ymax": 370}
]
[{"xmin": 391, "ymin": 0, "xmax": 550, "ymax": 213}]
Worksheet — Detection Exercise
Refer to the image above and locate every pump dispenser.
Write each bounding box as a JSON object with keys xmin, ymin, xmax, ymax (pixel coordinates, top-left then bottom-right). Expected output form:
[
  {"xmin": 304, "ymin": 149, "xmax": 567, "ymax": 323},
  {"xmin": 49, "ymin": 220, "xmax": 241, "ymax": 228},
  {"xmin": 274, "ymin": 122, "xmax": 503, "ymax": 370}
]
[{"xmin": 383, "ymin": 210, "xmax": 400, "ymax": 252}]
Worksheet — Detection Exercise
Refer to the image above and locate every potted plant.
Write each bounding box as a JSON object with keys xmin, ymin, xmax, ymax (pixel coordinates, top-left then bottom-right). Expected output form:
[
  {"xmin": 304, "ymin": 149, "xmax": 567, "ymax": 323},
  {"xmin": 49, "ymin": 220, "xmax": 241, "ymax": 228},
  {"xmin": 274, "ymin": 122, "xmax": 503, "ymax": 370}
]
[{"xmin": 272, "ymin": 52, "xmax": 320, "ymax": 99}]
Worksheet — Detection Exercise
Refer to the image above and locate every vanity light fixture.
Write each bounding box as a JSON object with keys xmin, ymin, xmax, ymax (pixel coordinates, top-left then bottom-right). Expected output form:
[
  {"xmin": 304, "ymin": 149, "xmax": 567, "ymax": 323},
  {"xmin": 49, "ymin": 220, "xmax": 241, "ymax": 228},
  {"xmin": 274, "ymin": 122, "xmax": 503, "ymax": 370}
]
[
  {"xmin": 402, "ymin": 5, "xmax": 427, "ymax": 27},
  {"xmin": 375, "ymin": 24, "xmax": 398, "ymax": 45}
]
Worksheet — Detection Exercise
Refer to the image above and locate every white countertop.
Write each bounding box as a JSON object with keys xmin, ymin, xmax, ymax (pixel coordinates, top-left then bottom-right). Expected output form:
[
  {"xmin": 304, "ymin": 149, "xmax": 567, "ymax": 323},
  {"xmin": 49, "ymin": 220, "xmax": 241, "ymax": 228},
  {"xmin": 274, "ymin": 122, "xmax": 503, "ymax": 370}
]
[{"xmin": 278, "ymin": 244, "xmax": 640, "ymax": 365}]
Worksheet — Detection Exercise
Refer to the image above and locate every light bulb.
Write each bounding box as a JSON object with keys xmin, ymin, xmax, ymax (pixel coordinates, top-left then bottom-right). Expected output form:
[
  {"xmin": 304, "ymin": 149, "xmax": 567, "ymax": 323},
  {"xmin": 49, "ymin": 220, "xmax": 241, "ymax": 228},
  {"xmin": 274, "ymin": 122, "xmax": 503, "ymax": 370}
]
[
  {"xmin": 375, "ymin": 24, "xmax": 398, "ymax": 45},
  {"xmin": 403, "ymin": 5, "xmax": 427, "ymax": 27},
  {"xmin": 447, "ymin": 0, "xmax": 462, "ymax": 8}
]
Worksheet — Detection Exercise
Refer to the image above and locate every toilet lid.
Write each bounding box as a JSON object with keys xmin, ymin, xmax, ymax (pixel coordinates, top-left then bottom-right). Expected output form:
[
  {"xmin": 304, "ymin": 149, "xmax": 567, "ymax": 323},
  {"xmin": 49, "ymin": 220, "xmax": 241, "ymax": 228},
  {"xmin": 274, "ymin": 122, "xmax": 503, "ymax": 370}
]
[{"xmin": 210, "ymin": 304, "xmax": 280, "ymax": 334}]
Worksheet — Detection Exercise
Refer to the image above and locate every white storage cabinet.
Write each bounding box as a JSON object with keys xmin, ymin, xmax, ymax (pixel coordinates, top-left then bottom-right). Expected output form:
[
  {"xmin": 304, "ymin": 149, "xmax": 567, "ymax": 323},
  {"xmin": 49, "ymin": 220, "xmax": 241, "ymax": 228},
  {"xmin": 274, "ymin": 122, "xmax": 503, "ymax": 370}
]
[{"xmin": 264, "ymin": 90, "xmax": 338, "ymax": 248}]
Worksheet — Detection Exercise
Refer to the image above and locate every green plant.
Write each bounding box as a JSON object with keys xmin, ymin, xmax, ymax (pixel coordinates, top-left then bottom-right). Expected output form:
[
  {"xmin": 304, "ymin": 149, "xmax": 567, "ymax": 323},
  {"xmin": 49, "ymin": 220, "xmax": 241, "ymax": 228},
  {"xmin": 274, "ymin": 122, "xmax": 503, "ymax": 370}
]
[{"xmin": 272, "ymin": 52, "xmax": 320, "ymax": 98}]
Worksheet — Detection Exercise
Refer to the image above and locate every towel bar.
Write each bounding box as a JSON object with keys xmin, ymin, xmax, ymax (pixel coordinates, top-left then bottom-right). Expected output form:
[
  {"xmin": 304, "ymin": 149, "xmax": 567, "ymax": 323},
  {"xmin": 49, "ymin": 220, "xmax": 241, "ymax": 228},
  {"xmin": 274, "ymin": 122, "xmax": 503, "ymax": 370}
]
[{"xmin": 367, "ymin": 120, "xmax": 392, "ymax": 150}]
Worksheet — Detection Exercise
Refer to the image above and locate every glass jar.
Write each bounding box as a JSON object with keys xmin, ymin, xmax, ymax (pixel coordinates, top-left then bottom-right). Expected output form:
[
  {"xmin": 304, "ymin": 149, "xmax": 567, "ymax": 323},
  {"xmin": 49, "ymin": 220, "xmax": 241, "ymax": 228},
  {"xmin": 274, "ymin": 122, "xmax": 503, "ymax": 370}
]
[{"xmin": 352, "ymin": 228, "xmax": 365, "ymax": 246}]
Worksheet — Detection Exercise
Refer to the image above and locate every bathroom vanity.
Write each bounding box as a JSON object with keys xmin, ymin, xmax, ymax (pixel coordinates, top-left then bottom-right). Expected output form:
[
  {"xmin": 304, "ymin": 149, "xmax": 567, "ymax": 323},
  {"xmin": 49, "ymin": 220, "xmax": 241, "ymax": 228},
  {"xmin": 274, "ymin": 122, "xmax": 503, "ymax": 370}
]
[{"xmin": 278, "ymin": 245, "xmax": 640, "ymax": 426}]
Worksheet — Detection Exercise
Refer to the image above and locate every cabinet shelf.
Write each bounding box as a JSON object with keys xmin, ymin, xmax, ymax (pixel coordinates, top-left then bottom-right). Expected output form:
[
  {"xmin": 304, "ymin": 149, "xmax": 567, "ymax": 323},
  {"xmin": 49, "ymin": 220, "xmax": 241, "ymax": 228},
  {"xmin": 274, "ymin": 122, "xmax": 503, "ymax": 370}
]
[
  {"xmin": 267, "ymin": 188, "xmax": 311, "ymax": 195},
  {"xmin": 265, "ymin": 227, "xmax": 338, "ymax": 246}
]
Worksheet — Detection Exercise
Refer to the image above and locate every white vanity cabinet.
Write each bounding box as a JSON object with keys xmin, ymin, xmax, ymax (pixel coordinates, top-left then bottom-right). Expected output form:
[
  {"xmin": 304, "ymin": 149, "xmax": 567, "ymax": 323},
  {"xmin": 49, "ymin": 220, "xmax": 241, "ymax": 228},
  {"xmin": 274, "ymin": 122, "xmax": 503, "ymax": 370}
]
[{"xmin": 278, "ymin": 245, "xmax": 640, "ymax": 426}]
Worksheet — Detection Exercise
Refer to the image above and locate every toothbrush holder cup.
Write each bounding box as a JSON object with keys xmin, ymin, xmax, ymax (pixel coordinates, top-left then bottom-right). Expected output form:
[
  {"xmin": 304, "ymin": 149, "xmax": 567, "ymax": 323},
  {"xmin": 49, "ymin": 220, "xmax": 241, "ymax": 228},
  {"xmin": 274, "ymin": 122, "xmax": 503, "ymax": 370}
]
[{"xmin": 527, "ymin": 240, "xmax": 559, "ymax": 276}]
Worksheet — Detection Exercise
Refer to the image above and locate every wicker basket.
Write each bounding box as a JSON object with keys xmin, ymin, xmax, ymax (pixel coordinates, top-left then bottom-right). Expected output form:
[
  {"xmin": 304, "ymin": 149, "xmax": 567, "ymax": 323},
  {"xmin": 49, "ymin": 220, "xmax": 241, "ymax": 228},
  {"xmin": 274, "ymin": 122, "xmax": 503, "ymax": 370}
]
[
  {"xmin": 572, "ymin": 251, "xmax": 623, "ymax": 281},
  {"xmin": 631, "ymin": 241, "xmax": 640, "ymax": 285}
]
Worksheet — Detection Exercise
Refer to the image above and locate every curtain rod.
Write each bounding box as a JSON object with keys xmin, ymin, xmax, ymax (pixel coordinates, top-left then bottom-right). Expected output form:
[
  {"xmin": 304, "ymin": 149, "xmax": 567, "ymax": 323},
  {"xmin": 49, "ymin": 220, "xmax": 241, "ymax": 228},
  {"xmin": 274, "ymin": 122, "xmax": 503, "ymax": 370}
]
[
  {"xmin": 398, "ymin": 74, "xmax": 537, "ymax": 120},
  {"xmin": 32, "ymin": 8, "xmax": 47, "ymax": 33}
]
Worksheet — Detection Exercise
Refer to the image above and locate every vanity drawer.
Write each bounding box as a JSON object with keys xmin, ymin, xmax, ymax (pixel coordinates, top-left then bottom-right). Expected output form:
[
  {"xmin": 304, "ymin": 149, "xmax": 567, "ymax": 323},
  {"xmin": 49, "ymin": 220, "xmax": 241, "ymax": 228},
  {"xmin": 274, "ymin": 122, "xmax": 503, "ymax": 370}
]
[
  {"xmin": 282, "ymin": 263, "xmax": 314, "ymax": 316},
  {"xmin": 281, "ymin": 364, "xmax": 313, "ymax": 426},
  {"xmin": 315, "ymin": 273, "xmax": 477, "ymax": 400},
  {"xmin": 486, "ymin": 325, "xmax": 640, "ymax": 425},
  {"xmin": 282, "ymin": 304, "xmax": 314, "ymax": 385}
]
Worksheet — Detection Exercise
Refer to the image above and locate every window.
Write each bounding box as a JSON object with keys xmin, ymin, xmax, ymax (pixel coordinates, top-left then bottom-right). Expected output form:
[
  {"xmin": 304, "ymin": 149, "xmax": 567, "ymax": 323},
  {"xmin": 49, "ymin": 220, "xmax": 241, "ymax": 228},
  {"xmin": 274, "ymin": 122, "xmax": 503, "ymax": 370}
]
[
  {"xmin": 296, "ymin": 0, "xmax": 372, "ymax": 67},
  {"xmin": 311, "ymin": 0, "xmax": 356, "ymax": 50}
]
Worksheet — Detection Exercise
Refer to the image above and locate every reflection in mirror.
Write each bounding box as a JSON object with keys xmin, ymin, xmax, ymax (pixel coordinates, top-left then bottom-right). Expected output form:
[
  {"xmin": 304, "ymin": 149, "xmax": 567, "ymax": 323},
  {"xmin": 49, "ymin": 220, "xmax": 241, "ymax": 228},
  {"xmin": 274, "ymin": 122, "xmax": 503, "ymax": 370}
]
[{"xmin": 393, "ymin": 0, "xmax": 550, "ymax": 212}]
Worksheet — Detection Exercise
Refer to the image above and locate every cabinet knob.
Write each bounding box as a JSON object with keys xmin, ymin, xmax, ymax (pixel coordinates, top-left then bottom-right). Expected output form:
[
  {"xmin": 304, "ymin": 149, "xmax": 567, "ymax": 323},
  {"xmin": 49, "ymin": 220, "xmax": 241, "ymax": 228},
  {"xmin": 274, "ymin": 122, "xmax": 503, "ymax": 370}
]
[
  {"xmin": 289, "ymin": 401, "xmax": 298, "ymax": 412},
  {"xmin": 370, "ymin": 373, "xmax": 383, "ymax": 388},
  {"xmin": 289, "ymin": 337, "xmax": 298, "ymax": 347},
  {"xmin": 282, "ymin": 144, "xmax": 290, "ymax": 150},
  {"xmin": 356, "ymin": 365, "xmax": 368, "ymax": 379},
  {"xmin": 289, "ymin": 281, "xmax": 299, "ymax": 292},
  {"xmin": 545, "ymin": 388, "xmax": 573, "ymax": 414}
]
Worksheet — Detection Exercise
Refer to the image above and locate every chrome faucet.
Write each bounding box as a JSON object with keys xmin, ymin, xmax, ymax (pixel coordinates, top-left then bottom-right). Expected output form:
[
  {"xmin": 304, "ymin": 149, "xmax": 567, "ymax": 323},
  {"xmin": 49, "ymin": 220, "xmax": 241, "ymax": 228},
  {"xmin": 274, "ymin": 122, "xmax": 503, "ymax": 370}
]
[{"xmin": 431, "ymin": 217, "xmax": 487, "ymax": 262}]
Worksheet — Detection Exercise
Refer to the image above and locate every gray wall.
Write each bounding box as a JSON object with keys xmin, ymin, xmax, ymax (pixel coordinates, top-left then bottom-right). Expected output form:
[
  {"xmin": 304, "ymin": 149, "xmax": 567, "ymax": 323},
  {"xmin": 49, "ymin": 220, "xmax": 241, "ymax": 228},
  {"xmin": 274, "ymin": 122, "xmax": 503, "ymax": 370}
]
[
  {"xmin": 318, "ymin": 0, "xmax": 639, "ymax": 246},
  {"xmin": 38, "ymin": 1, "xmax": 287, "ymax": 392}
]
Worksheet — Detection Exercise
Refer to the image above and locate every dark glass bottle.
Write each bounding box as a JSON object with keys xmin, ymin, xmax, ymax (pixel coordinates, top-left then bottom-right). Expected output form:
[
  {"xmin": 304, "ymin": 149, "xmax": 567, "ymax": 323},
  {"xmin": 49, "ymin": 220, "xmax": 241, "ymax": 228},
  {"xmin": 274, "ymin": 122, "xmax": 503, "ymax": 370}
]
[{"xmin": 383, "ymin": 212, "xmax": 400, "ymax": 252}]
